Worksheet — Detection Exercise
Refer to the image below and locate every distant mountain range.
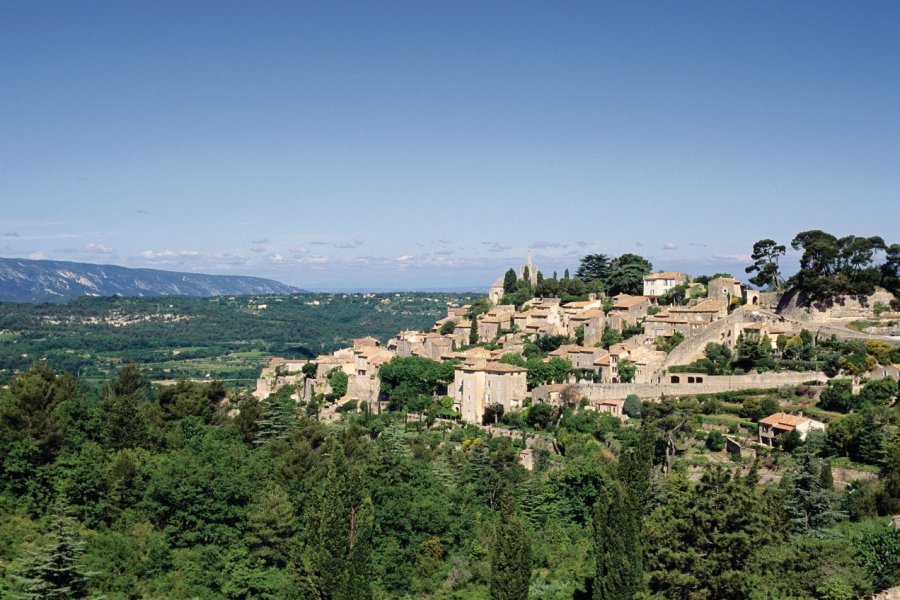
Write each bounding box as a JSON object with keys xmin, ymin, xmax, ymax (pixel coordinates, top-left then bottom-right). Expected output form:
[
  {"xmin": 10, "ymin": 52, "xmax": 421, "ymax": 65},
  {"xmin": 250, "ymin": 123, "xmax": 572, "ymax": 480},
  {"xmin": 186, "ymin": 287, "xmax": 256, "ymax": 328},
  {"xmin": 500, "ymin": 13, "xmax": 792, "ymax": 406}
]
[{"xmin": 0, "ymin": 257, "xmax": 304, "ymax": 303}]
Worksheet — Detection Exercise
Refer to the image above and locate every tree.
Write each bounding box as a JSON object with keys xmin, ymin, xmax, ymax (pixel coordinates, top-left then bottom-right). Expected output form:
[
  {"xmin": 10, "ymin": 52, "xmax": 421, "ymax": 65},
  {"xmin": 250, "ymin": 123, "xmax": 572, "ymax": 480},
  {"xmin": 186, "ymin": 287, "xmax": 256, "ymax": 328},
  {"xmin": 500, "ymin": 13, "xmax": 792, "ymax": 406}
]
[
  {"xmin": 254, "ymin": 389, "xmax": 298, "ymax": 446},
  {"xmin": 704, "ymin": 343, "xmax": 733, "ymax": 375},
  {"xmin": 600, "ymin": 326, "xmax": 623, "ymax": 349},
  {"xmin": 781, "ymin": 447, "xmax": 838, "ymax": 534},
  {"xmin": 526, "ymin": 403, "xmax": 554, "ymax": 429},
  {"xmin": 469, "ymin": 314, "xmax": 479, "ymax": 346},
  {"xmin": 438, "ymin": 319, "xmax": 456, "ymax": 335},
  {"xmin": 706, "ymin": 430, "xmax": 726, "ymax": 451},
  {"xmin": 606, "ymin": 254, "xmax": 653, "ymax": 296},
  {"xmin": 328, "ymin": 368, "xmax": 348, "ymax": 399},
  {"xmin": 1, "ymin": 362, "xmax": 77, "ymax": 466},
  {"xmin": 745, "ymin": 239, "xmax": 786, "ymax": 291},
  {"xmin": 12, "ymin": 500, "xmax": 93, "ymax": 599},
  {"xmin": 307, "ymin": 438, "xmax": 373, "ymax": 599},
  {"xmin": 576, "ymin": 254, "xmax": 612, "ymax": 285},
  {"xmin": 490, "ymin": 497, "xmax": 532, "ymax": 600},
  {"xmin": 818, "ymin": 379, "xmax": 856, "ymax": 413},
  {"xmin": 618, "ymin": 359, "xmax": 636, "ymax": 383},
  {"xmin": 503, "ymin": 268, "xmax": 518, "ymax": 294},
  {"xmin": 645, "ymin": 467, "xmax": 776, "ymax": 599},
  {"xmin": 623, "ymin": 394, "xmax": 641, "ymax": 419},
  {"xmin": 858, "ymin": 377, "xmax": 898, "ymax": 406},
  {"xmin": 245, "ymin": 485, "xmax": 297, "ymax": 567},
  {"xmin": 592, "ymin": 482, "xmax": 638, "ymax": 600},
  {"xmin": 301, "ymin": 361, "xmax": 318, "ymax": 378}
]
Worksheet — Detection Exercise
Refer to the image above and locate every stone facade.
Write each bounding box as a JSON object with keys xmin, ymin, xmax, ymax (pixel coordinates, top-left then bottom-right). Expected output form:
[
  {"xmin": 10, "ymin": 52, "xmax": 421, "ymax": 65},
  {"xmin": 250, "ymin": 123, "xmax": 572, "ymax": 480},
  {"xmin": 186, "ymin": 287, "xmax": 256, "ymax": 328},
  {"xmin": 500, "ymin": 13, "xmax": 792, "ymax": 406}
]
[
  {"xmin": 643, "ymin": 271, "xmax": 689, "ymax": 300},
  {"xmin": 453, "ymin": 359, "xmax": 528, "ymax": 424}
]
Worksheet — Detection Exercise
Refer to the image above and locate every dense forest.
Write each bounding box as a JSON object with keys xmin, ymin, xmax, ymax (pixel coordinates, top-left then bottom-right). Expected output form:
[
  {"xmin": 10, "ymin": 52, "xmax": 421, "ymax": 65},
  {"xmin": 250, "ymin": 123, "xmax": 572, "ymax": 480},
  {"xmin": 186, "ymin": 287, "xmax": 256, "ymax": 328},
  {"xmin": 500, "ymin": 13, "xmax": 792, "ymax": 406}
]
[
  {"xmin": 0, "ymin": 293, "xmax": 477, "ymax": 386},
  {"xmin": 0, "ymin": 363, "xmax": 897, "ymax": 599}
]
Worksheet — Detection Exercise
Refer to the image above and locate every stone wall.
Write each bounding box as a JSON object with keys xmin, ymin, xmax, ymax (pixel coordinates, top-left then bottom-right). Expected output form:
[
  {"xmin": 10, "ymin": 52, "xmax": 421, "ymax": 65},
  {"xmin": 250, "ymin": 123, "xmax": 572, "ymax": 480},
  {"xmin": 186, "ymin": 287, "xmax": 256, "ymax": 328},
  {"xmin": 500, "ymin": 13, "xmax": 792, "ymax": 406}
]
[
  {"xmin": 533, "ymin": 371, "xmax": 825, "ymax": 402},
  {"xmin": 662, "ymin": 307, "xmax": 748, "ymax": 368}
]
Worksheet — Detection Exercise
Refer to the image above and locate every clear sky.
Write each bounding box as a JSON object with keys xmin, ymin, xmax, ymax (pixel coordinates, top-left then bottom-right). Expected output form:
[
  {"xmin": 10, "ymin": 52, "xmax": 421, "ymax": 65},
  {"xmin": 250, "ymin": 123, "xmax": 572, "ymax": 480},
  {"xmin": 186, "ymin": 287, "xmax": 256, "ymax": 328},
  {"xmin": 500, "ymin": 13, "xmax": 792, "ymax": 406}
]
[{"xmin": 2, "ymin": 1, "xmax": 898, "ymax": 290}]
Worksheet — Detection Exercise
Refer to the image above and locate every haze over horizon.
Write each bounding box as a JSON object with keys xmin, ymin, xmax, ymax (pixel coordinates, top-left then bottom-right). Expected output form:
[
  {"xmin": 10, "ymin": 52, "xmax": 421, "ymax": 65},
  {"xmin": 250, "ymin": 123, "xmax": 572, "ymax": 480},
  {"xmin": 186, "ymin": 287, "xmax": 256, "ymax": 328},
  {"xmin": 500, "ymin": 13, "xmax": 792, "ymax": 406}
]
[{"xmin": 3, "ymin": 2, "xmax": 899, "ymax": 290}]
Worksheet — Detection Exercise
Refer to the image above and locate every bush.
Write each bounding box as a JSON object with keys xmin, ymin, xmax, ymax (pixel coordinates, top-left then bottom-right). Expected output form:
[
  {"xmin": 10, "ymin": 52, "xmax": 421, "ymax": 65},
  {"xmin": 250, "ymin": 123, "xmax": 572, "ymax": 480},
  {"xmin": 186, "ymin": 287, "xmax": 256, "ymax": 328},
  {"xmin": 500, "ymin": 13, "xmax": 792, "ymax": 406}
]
[
  {"xmin": 706, "ymin": 431, "xmax": 726, "ymax": 451},
  {"xmin": 623, "ymin": 394, "xmax": 641, "ymax": 418}
]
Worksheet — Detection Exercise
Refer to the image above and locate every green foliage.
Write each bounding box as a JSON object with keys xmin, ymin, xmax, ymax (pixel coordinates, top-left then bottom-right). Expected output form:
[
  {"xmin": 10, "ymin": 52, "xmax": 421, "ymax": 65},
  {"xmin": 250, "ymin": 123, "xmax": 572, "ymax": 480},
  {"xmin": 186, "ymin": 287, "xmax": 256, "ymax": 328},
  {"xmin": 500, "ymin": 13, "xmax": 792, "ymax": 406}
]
[
  {"xmin": 11, "ymin": 500, "xmax": 94, "ymax": 599},
  {"xmin": 490, "ymin": 498, "xmax": 532, "ymax": 600},
  {"xmin": 705, "ymin": 430, "xmax": 726, "ymax": 451},
  {"xmin": 745, "ymin": 239, "xmax": 786, "ymax": 291},
  {"xmin": 623, "ymin": 394, "xmax": 641, "ymax": 419},
  {"xmin": 786, "ymin": 230, "xmax": 891, "ymax": 302},
  {"xmin": 819, "ymin": 378, "xmax": 856, "ymax": 412},
  {"xmin": 617, "ymin": 359, "xmax": 636, "ymax": 383},
  {"xmin": 503, "ymin": 269, "xmax": 518, "ymax": 294},
  {"xmin": 747, "ymin": 537, "xmax": 872, "ymax": 599},
  {"xmin": 301, "ymin": 361, "xmax": 318, "ymax": 378},
  {"xmin": 439, "ymin": 319, "xmax": 457, "ymax": 335},
  {"xmin": 378, "ymin": 356, "xmax": 455, "ymax": 411},
  {"xmin": 858, "ymin": 377, "xmax": 898, "ymax": 406},
  {"xmin": 781, "ymin": 447, "xmax": 839, "ymax": 534},
  {"xmin": 645, "ymin": 467, "xmax": 777, "ymax": 599},
  {"xmin": 600, "ymin": 326, "xmax": 623, "ymax": 349},
  {"xmin": 328, "ymin": 368, "xmax": 349, "ymax": 399}
]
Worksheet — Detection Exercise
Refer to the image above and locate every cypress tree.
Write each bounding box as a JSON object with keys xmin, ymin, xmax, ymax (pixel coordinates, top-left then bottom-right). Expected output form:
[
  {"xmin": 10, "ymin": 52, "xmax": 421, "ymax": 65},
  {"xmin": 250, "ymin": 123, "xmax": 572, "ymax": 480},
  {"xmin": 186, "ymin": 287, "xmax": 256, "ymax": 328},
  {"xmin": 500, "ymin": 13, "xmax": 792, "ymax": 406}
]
[
  {"xmin": 307, "ymin": 438, "xmax": 373, "ymax": 600},
  {"xmin": 490, "ymin": 496, "xmax": 532, "ymax": 600},
  {"xmin": 469, "ymin": 314, "xmax": 479, "ymax": 346},
  {"xmin": 593, "ymin": 485, "xmax": 633, "ymax": 600},
  {"xmin": 503, "ymin": 268, "xmax": 518, "ymax": 293}
]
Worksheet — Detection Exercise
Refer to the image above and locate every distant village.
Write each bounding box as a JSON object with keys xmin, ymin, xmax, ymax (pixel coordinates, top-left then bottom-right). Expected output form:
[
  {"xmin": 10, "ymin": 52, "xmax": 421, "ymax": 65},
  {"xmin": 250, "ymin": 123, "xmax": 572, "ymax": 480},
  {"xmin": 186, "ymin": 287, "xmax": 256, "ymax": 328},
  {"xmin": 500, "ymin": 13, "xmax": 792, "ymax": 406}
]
[{"xmin": 256, "ymin": 250, "xmax": 899, "ymax": 447}]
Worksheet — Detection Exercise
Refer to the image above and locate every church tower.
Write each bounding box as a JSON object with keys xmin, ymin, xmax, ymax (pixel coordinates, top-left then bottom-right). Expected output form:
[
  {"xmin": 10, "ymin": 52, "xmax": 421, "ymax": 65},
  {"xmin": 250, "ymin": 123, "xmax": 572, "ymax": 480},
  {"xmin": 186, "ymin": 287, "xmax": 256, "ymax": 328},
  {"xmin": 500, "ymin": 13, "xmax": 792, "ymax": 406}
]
[{"xmin": 520, "ymin": 247, "xmax": 539, "ymax": 286}]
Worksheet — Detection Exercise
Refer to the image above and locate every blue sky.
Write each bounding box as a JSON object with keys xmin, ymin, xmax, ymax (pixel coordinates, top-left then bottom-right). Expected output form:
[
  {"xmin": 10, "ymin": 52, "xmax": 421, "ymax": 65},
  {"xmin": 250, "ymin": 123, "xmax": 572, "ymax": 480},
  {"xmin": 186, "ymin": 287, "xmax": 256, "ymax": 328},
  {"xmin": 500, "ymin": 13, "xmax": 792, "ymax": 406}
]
[{"xmin": 2, "ymin": 1, "xmax": 898, "ymax": 290}]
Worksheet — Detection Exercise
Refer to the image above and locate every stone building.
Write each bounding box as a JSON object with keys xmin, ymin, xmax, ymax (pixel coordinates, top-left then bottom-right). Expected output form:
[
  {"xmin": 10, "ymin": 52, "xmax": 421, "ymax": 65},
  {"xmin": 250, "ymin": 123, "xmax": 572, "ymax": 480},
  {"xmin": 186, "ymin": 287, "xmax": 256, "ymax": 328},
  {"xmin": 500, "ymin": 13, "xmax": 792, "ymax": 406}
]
[
  {"xmin": 758, "ymin": 412, "xmax": 826, "ymax": 446},
  {"xmin": 453, "ymin": 359, "xmax": 528, "ymax": 424},
  {"xmin": 643, "ymin": 271, "xmax": 689, "ymax": 301}
]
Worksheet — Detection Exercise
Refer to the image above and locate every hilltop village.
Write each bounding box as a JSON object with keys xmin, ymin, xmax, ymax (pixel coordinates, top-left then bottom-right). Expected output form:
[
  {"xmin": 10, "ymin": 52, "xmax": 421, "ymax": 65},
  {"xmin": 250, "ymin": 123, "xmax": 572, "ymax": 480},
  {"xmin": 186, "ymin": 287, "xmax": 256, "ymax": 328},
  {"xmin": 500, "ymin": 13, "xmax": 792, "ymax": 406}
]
[{"xmin": 256, "ymin": 247, "xmax": 899, "ymax": 446}]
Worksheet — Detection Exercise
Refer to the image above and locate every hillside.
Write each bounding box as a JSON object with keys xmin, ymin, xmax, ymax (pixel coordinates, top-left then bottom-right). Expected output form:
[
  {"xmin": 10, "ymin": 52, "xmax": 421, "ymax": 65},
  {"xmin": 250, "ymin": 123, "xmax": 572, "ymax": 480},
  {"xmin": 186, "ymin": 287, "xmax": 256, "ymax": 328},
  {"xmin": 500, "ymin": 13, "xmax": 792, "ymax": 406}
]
[
  {"xmin": 0, "ymin": 257, "xmax": 303, "ymax": 302},
  {"xmin": 0, "ymin": 292, "xmax": 478, "ymax": 385}
]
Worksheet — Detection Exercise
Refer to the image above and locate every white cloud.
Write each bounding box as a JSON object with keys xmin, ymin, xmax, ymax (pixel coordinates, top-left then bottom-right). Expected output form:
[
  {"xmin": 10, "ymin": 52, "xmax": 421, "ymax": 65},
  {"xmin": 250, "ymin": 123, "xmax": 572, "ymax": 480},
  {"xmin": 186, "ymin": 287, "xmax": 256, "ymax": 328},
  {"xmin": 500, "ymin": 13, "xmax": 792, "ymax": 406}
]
[
  {"xmin": 28, "ymin": 251, "xmax": 48, "ymax": 260},
  {"xmin": 663, "ymin": 242, "xmax": 678, "ymax": 250},
  {"xmin": 84, "ymin": 242, "xmax": 114, "ymax": 254}
]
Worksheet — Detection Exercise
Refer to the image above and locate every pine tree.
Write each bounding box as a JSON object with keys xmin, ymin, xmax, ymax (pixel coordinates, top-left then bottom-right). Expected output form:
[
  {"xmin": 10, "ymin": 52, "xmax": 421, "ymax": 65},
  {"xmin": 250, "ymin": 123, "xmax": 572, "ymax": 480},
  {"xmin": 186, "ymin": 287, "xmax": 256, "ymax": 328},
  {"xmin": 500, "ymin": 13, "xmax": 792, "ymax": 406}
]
[
  {"xmin": 469, "ymin": 314, "xmax": 479, "ymax": 346},
  {"xmin": 253, "ymin": 389, "xmax": 297, "ymax": 446},
  {"xmin": 246, "ymin": 485, "xmax": 297, "ymax": 567},
  {"xmin": 307, "ymin": 438, "xmax": 373, "ymax": 600},
  {"xmin": 13, "ymin": 500, "xmax": 94, "ymax": 599},
  {"xmin": 490, "ymin": 497, "xmax": 532, "ymax": 600},
  {"xmin": 782, "ymin": 447, "xmax": 840, "ymax": 534}
]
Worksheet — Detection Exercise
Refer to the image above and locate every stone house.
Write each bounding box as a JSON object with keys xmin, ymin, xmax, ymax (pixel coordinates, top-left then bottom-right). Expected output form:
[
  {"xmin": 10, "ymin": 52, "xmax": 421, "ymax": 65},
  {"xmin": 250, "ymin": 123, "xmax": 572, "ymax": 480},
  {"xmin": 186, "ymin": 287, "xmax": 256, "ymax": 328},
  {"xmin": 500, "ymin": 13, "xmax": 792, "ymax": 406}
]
[
  {"xmin": 453, "ymin": 359, "xmax": 528, "ymax": 424},
  {"xmin": 550, "ymin": 344, "xmax": 606, "ymax": 371},
  {"xmin": 667, "ymin": 298, "xmax": 728, "ymax": 324},
  {"xmin": 643, "ymin": 272, "xmax": 689, "ymax": 301},
  {"xmin": 597, "ymin": 398, "xmax": 625, "ymax": 420},
  {"xmin": 707, "ymin": 277, "xmax": 747, "ymax": 306},
  {"xmin": 758, "ymin": 412, "xmax": 826, "ymax": 446},
  {"xmin": 608, "ymin": 295, "xmax": 651, "ymax": 328},
  {"xmin": 568, "ymin": 309, "xmax": 606, "ymax": 346}
]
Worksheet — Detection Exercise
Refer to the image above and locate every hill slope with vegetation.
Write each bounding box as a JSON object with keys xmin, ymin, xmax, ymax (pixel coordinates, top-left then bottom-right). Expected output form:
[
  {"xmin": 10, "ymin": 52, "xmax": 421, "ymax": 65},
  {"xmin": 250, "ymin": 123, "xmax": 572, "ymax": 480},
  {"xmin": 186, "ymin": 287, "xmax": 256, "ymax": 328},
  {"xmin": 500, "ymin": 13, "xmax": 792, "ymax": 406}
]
[{"xmin": 0, "ymin": 292, "xmax": 478, "ymax": 386}]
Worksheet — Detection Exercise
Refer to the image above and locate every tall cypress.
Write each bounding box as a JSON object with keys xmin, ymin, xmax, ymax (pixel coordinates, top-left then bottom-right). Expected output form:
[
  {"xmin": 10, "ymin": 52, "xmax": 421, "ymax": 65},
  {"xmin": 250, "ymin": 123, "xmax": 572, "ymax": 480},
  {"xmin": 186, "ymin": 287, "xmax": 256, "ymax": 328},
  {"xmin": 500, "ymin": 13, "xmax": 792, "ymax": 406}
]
[
  {"xmin": 469, "ymin": 314, "xmax": 479, "ymax": 346},
  {"xmin": 593, "ymin": 485, "xmax": 633, "ymax": 600},
  {"xmin": 490, "ymin": 497, "xmax": 532, "ymax": 600},
  {"xmin": 595, "ymin": 424, "xmax": 654, "ymax": 599},
  {"xmin": 307, "ymin": 438, "xmax": 373, "ymax": 600}
]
